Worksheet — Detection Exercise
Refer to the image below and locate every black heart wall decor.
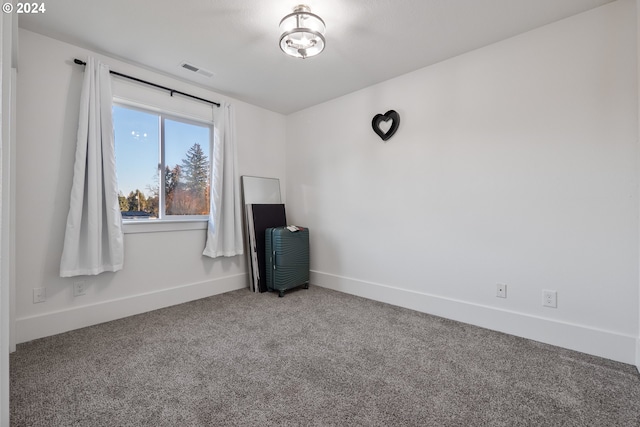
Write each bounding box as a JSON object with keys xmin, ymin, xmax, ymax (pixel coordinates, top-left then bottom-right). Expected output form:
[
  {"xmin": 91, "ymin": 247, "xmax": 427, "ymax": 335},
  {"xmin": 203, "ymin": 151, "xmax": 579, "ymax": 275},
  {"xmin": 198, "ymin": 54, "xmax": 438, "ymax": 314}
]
[{"xmin": 372, "ymin": 110, "xmax": 400, "ymax": 141}]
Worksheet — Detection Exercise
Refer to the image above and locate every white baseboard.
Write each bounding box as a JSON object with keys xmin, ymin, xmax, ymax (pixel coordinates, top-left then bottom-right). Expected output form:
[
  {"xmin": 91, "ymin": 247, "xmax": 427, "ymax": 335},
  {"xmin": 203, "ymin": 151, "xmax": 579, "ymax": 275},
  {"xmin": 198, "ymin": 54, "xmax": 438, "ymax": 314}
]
[
  {"xmin": 636, "ymin": 338, "xmax": 640, "ymax": 373},
  {"xmin": 311, "ymin": 271, "xmax": 637, "ymax": 365},
  {"xmin": 16, "ymin": 273, "xmax": 248, "ymax": 344}
]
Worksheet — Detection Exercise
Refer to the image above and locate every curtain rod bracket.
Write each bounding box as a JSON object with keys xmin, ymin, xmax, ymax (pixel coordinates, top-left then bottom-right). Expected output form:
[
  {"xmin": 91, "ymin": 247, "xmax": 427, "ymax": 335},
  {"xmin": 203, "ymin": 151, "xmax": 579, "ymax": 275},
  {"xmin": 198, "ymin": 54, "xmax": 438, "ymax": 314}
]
[{"xmin": 72, "ymin": 58, "xmax": 220, "ymax": 107}]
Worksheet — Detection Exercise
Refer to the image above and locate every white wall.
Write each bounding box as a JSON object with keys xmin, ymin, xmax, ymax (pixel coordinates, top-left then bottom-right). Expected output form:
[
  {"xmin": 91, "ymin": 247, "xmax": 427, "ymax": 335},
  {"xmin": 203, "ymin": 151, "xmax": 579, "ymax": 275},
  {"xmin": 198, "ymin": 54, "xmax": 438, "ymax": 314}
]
[
  {"xmin": 286, "ymin": 0, "xmax": 639, "ymax": 364},
  {"xmin": 14, "ymin": 30, "xmax": 287, "ymax": 343}
]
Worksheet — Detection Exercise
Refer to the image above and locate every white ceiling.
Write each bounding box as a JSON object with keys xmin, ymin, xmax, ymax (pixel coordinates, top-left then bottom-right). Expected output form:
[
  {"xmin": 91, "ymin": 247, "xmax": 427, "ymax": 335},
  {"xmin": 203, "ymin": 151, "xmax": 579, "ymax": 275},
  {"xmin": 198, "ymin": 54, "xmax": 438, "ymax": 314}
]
[{"xmin": 19, "ymin": 0, "xmax": 615, "ymax": 115}]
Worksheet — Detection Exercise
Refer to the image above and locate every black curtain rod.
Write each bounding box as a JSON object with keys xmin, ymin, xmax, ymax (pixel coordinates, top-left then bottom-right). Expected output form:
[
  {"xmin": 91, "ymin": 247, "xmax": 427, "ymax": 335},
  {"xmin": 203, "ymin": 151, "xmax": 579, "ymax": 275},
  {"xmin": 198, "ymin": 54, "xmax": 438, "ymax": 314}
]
[{"xmin": 73, "ymin": 59, "xmax": 220, "ymax": 107}]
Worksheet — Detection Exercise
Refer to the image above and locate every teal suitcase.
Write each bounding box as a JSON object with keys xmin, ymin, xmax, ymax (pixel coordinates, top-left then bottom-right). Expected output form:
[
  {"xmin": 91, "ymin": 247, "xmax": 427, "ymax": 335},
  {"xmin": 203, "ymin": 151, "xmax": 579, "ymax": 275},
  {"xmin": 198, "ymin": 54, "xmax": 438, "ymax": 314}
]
[{"xmin": 265, "ymin": 226, "xmax": 310, "ymax": 297}]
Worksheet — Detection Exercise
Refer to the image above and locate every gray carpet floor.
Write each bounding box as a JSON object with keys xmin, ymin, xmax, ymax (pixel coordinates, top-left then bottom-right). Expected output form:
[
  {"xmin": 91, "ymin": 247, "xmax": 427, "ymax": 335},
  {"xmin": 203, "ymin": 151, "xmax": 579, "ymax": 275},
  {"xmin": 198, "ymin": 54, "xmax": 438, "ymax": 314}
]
[{"xmin": 10, "ymin": 285, "xmax": 640, "ymax": 426}]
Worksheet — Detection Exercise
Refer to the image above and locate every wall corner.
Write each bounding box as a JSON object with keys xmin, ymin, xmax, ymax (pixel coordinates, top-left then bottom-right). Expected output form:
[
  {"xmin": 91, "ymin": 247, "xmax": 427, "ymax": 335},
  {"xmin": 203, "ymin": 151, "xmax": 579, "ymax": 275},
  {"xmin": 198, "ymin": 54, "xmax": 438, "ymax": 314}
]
[{"xmin": 636, "ymin": 0, "xmax": 640, "ymax": 374}]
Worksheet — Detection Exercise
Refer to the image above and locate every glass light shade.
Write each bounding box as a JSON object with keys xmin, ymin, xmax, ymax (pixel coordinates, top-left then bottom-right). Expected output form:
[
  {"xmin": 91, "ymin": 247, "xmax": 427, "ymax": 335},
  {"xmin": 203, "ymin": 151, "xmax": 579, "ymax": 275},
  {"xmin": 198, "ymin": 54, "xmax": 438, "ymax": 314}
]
[{"xmin": 279, "ymin": 5, "xmax": 326, "ymax": 59}]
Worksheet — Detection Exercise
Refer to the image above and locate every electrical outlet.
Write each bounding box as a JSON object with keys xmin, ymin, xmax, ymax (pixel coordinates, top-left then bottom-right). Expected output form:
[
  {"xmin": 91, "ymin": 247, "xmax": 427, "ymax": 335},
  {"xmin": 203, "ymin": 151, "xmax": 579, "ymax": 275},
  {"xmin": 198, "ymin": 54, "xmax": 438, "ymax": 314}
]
[
  {"xmin": 543, "ymin": 290, "xmax": 557, "ymax": 308},
  {"xmin": 33, "ymin": 287, "xmax": 46, "ymax": 304},
  {"xmin": 73, "ymin": 281, "xmax": 87, "ymax": 297},
  {"xmin": 496, "ymin": 283, "xmax": 507, "ymax": 298}
]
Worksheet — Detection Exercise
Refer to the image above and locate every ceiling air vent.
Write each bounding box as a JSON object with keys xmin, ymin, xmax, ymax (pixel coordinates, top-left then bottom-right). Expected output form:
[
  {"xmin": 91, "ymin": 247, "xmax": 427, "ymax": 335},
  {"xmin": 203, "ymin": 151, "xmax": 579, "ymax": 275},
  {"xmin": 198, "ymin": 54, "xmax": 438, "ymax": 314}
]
[{"xmin": 179, "ymin": 62, "xmax": 215, "ymax": 78}]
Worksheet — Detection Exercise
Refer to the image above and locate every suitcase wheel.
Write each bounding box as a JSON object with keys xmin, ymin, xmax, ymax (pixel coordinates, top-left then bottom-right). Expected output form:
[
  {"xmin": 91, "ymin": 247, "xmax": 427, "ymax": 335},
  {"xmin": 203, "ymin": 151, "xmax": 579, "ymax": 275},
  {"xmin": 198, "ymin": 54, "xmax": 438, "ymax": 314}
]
[
  {"xmin": 303, "ymin": 283, "xmax": 309, "ymax": 289},
  {"xmin": 278, "ymin": 290, "xmax": 285, "ymax": 298}
]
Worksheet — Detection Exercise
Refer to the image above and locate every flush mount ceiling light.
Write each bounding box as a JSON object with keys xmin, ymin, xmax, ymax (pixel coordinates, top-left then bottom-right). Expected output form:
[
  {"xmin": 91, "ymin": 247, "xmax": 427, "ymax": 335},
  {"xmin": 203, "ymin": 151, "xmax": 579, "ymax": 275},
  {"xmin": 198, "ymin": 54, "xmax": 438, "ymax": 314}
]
[{"xmin": 279, "ymin": 4, "xmax": 326, "ymax": 59}]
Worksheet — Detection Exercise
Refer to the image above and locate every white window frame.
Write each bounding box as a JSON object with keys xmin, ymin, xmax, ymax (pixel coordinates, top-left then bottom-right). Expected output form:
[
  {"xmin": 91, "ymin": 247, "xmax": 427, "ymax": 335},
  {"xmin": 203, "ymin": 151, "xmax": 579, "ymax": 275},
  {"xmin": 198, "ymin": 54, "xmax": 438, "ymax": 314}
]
[{"xmin": 113, "ymin": 98, "xmax": 214, "ymax": 234}]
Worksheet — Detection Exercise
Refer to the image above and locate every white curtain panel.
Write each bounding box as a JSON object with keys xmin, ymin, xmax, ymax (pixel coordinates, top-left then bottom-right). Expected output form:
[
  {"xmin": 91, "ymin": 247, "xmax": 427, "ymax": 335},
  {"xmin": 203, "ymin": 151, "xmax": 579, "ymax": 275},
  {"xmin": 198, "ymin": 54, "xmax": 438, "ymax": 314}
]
[
  {"xmin": 60, "ymin": 57, "xmax": 124, "ymax": 277},
  {"xmin": 203, "ymin": 102, "xmax": 244, "ymax": 258}
]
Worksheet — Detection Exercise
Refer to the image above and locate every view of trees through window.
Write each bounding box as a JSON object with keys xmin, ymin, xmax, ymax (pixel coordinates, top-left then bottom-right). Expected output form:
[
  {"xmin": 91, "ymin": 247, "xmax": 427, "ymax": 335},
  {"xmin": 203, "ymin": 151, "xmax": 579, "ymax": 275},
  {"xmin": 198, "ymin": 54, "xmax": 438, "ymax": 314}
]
[{"xmin": 113, "ymin": 105, "xmax": 212, "ymax": 219}]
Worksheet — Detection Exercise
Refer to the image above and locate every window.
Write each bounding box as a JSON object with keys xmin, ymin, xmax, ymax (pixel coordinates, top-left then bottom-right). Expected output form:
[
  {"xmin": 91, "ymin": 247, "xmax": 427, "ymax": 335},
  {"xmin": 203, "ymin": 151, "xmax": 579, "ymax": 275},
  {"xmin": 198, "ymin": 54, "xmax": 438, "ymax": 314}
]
[{"xmin": 113, "ymin": 103, "xmax": 212, "ymax": 222}]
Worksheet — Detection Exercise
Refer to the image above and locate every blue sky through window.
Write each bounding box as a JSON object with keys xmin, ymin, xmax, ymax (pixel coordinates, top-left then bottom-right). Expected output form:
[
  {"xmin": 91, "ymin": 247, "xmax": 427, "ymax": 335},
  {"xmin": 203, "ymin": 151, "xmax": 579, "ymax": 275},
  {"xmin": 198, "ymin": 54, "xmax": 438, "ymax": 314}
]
[{"xmin": 113, "ymin": 105, "xmax": 210, "ymax": 198}]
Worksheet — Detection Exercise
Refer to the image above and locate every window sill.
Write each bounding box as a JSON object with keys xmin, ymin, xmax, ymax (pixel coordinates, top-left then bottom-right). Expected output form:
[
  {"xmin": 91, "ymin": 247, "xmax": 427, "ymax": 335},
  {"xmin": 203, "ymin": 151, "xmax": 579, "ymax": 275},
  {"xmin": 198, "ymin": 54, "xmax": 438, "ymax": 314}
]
[{"xmin": 122, "ymin": 218, "xmax": 208, "ymax": 234}]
